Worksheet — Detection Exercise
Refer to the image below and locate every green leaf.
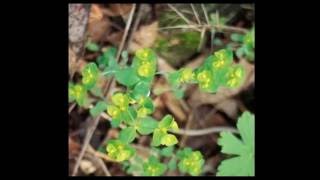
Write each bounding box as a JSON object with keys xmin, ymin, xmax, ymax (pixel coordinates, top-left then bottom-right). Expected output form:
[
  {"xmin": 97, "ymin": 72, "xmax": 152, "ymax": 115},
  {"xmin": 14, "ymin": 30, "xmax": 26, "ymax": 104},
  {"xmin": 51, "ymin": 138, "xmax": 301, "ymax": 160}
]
[
  {"xmin": 122, "ymin": 107, "xmax": 137, "ymax": 125},
  {"xmin": 143, "ymin": 156, "xmax": 167, "ymax": 176},
  {"xmin": 168, "ymin": 71, "xmax": 181, "ymax": 88},
  {"xmin": 168, "ymin": 158, "xmax": 177, "ymax": 171},
  {"xmin": 160, "ymin": 134, "xmax": 178, "ymax": 146},
  {"xmin": 97, "ymin": 47, "xmax": 117, "ymax": 69},
  {"xmin": 151, "ymin": 129, "xmax": 166, "ymax": 147},
  {"xmin": 89, "ymin": 101, "xmax": 108, "ymax": 117},
  {"xmin": 231, "ymin": 33, "xmax": 244, "ymax": 42},
  {"xmin": 236, "ymin": 47, "xmax": 245, "ymax": 59},
  {"xmin": 159, "ymin": 115, "xmax": 174, "ymax": 129},
  {"xmin": 237, "ymin": 111, "xmax": 255, "ymax": 149},
  {"xmin": 89, "ymin": 85, "xmax": 104, "ymax": 98},
  {"xmin": 173, "ymin": 88, "xmax": 184, "ymax": 99},
  {"xmin": 119, "ymin": 127, "xmax": 137, "ymax": 144},
  {"xmin": 86, "ymin": 41, "xmax": 100, "ymax": 52},
  {"xmin": 132, "ymin": 81, "xmax": 150, "ymax": 99},
  {"xmin": 216, "ymin": 156, "xmax": 254, "ymax": 176},
  {"xmin": 218, "ymin": 132, "xmax": 247, "ymax": 155},
  {"xmin": 111, "ymin": 117, "xmax": 122, "ymax": 128},
  {"xmin": 217, "ymin": 111, "xmax": 255, "ymax": 176},
  {"xmin": 136, "ymin": 117, "xmax": 158, "ymax": 135},
  {"xmin": 213, "ymin": 38, "xmax": 223, "ymax": 46},
  {"xmin": 115, "ymin": 67, "xmax": 140, "ymax": 87},
  {"xmin": 82, "ymin": 63, "xmax": 99, "ymax": 90},
  {"xmin": 160, "ymin": 146, "xmax": 174, "ymax": 157},
  {"xmin": 176, "ymin": 147, "xmax": 192, "ymax": 159}
]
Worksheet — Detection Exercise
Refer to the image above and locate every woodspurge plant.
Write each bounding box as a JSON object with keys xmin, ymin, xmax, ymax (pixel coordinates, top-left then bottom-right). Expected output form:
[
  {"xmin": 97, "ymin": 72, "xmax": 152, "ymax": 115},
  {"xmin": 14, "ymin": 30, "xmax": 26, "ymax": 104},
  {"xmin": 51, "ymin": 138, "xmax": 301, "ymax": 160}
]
[{"xmin": 69, "ymin": 47, "xmax": 254, "ymax": 176}]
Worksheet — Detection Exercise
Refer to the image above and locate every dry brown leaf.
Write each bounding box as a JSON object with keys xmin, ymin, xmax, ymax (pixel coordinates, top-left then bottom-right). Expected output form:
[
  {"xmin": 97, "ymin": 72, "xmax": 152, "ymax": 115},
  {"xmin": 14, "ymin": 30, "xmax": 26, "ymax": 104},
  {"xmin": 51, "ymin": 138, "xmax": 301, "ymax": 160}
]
[
  {"xmin": 69, "ymin": 47, "xmax": 77, "ymax": 76},
  {"xmin": 69, "ymin": 136, "xmax": 80, "ymax": 157},
  {"xmin": 109, "ymin": 4, "xmax": 133, "ymax": 19},
  {"xmin": 80, "ymin": 159, "xmax": 97, "ymax": 175},
  {"xmin": 106, "ymin": 31, "xmax": 123, "ymax": 46},
  {"xmin": 161, "ymin": 92, "xmax": 186, "ymax": 122},
  {"xmin": 89, "ymin": 4, "xmax": 104, "ymax": 23},
  {"xmin": 215, "ymin": 99, "xmax": 239, "ymax": 120},
  {"xmin": 88, "ymin": 18, "xmax": 110, "ymax": 42},
  {"xmin": 153, "ymin": 78, "xmax": 186, "ymax": 122},
  {"xmin": 128, "ymin": 21, "xmax": 159, "ymax": 53}
]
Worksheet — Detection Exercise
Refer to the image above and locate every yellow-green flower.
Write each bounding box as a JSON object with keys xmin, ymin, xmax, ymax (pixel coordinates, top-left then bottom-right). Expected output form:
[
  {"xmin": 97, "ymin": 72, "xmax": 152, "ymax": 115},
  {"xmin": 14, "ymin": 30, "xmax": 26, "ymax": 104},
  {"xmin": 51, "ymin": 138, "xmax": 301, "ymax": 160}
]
[
  {"xmin": 225, "ymin": 66, "xmax": 245, "ymax": 88},
  {"xmin": 137, "ymin": 107, "xmax": 150, "ymax": 118},
  {"xmin": 178, "ymin": 151, "xmax": 204, "ymax": 176},
  {"xmin": 138, "ymin": 62, "xmax": 154, "ymax": 77},
  {"xmin": 111, "ymin": 93, "xmax": 129, "ymax": 111},
  {"xmin": 212, "ymin": 49, "xmax": 232, "ymax": 69},
  {"xmin": 106, "ymin": 140, "xmax": 135, "ymax": 162},
  {"xmin": 196, "ymin": 70, "xmax": 214, "ymax": 90},
  {"xmin": 81, "ymin": 63, "xmax": 99, "ymax": 89},
  {"xmin": 69, "ymin": 84, "xmax": 87, "ymax": 105},
  {"xmin": 135, "ymin": 48, "xmax": 153, "ymax": 61},
  {"xmin": 107, "ymin": 105, "xmax": 121, "ymax": 118},
  {"xmin": 179, "ymin": 68, "xmax": 195, "ymax": 83}
]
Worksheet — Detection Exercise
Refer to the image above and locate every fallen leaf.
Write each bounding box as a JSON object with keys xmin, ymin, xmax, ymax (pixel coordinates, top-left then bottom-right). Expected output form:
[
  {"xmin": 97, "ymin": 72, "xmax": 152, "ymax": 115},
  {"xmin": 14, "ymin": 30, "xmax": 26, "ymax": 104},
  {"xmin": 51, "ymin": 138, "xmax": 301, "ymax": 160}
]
[
  {"xmin": 88, "ymin": 17, "xmax": 110, "ymax": 42},
  {"xmin": 80, "ymin": 159, "xmax": 97, "ymax": 175},
  {"xmin": 109, "ymin": 4, "xmax": 133, "ymax": 19},
  {"xmin": 69, "ymin": 47, "xmax": 77, "ymax": 76},
  {"xmin": 128, "ymin": 21, "xmax": 159, "ymax": 53},
  {"xmin": 215, "ymin": 99, "xmax": 239, "ymax": 120},
  {"xmin": 89, "ymin": 4, "xmax": 104, "ymax": 23}
]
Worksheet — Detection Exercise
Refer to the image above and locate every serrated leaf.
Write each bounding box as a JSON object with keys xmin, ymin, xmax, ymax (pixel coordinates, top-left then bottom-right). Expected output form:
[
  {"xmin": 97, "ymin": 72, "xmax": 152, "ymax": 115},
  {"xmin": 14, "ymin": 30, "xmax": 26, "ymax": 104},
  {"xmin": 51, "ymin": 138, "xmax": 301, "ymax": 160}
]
[
  {"xmin": 115, "ymin": 67, "xmax": 140, "ymax": 87},
  {"xmin": 160, "ymin": 134, "xmax": 178, "ymax": 146},
  {"xmin": 218, "ymin": 132, "xmax": 247, "ymax": 155},
  {"xmin": 217, "ymin": 111, "xmax": 255, "ymax": 176},
  {"xmin": 237, "ymin": 111, "xmax": 255, "ymax": 149},
  {"xmin": 137, "ymin": 117, "xmax": 158, "ymax": 135},
  {"xmin": 89, "ymin": 101, "xmax": 108, "ymax": 117},
  {"xmin": 216, "ymin": 156, "xmax": 254, "ymax": 176},
  {"xmin": 119, "ymin": 127, "xmax": 137, "ymax": 144}
]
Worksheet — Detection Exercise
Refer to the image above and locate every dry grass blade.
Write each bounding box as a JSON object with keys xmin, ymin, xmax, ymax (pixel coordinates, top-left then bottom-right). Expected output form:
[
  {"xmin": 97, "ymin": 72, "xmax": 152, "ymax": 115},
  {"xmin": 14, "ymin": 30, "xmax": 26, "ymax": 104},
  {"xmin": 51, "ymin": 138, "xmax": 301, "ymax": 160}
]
[
  {"xmin": 201, "ymin": 4, "xmax": 210, "ymax": 25},
  {"xmin": 190, "ymin": 4, "xmax": 201, "ymax": 25},
  {"xmin": 167, "ymin": 4, "xmax": 191, "ymax": 25}
]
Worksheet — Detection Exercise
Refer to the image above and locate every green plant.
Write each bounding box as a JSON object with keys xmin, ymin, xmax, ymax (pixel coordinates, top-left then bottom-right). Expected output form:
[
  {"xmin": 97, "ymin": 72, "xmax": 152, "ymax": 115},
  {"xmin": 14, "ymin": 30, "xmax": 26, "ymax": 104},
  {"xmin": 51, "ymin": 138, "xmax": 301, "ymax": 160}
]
[
  {"xmin": 231, "ymin": 27, "xmax": 255, "ymax": 61},
  {"xmin": 217, "ymin": 111, "xmax": 255, "ymax": 176},
  {"xmin": 69, "ymin": 47, "xmax": 250, "ymax": 176}
]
